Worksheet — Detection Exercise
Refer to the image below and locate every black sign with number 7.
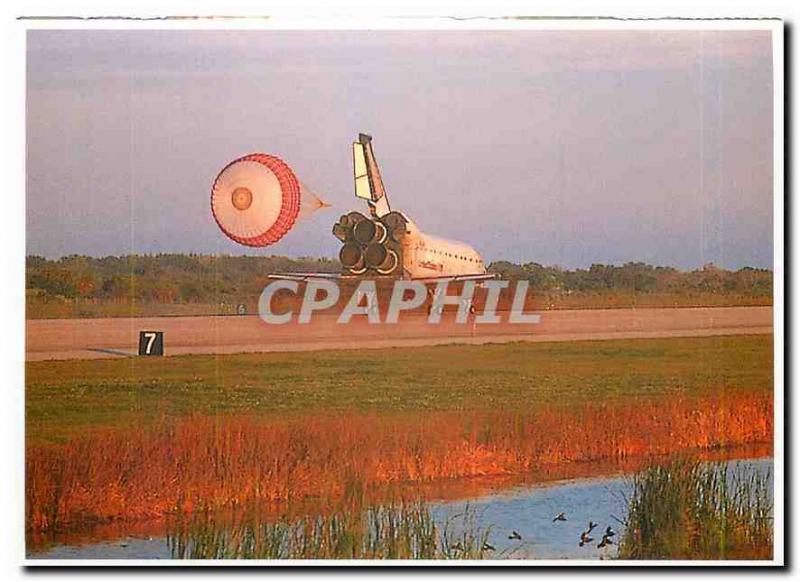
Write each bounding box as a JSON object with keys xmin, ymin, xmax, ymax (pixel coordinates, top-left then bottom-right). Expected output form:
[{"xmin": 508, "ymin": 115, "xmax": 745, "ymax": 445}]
[{"xmin": 138, "ymin": 331, "xmax": 164, "ymax": 356}]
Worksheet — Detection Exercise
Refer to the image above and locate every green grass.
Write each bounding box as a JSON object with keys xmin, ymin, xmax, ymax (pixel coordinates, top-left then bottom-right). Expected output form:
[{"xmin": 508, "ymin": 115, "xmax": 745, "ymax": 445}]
[
  {"xmin": 618, "ymin": 460, "xmax": 773, "ymax": 560},
  {"xmin": 26, "ymin": 334, "xmax": 773, "ymax": 443},
  {"xmin": 167, "ymin": 501, "xmax": 498, "ymax": 560}
]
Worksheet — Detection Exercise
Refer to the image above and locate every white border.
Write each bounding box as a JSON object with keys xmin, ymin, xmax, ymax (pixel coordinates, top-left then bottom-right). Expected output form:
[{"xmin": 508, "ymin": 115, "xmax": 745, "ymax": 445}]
[
  {"xmin": 770, "ymin": 23, "xmax": 785, "ymax": 569},
  {"xmin": 20, "ymin": 16, "xmax": 784, "ymax": 30},
  {"xmin": 8, "ymin": 12, "xmax": 785, "ymax": 571}
]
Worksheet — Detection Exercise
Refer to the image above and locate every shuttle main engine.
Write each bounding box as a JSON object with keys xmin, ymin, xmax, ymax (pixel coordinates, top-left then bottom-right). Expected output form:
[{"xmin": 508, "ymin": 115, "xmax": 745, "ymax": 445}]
[
  {"xmin": 211, "ymin": 153, "xmax": 327, "ymax": 246},
  {"xmin": 332, "ymin": 211, "xmax": 406, "ymax": 276}
]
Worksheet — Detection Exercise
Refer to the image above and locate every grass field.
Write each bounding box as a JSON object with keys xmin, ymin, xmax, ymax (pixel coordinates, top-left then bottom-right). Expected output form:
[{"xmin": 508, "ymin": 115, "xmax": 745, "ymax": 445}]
[{"xmin": 26, "ymin": 334, "xmax": 773, "ymax": 444}]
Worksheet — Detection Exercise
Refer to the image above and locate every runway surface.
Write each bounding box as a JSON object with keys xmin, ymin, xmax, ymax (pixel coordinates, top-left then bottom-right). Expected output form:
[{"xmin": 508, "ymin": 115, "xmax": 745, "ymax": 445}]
[{"xmin": 25, "ymin": 306, "xmax": 773, "ymax": 361}]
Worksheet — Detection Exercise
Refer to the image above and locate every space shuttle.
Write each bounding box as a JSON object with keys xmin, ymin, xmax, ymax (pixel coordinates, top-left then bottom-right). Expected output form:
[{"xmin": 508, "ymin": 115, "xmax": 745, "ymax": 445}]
[{"xmin": 278, "ymin": 134, "xmax": 494, "ymax": 283}]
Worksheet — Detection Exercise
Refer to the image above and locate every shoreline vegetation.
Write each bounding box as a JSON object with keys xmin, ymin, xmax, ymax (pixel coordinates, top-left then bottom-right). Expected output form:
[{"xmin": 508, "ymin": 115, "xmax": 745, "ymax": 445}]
[
  {"xmin": 618, "ymin": 460, "xmax": 773, "ymax": 560},
  {"xmin": 166, "ymin": 501, "xmax": 497, "ymax": 560},
  {"xmin": 29, "ymin": 455, "xmax": 772, "ymax": 560},
  {"xmin": 26, "ymin": 450, "xmax": 773, "ymax": 553},
  {"xmin": 163, "ymin": 459, "xmax": 775, "ymax": 560},
  {"xmin": 27, "ymin": 396, "xmax": 773, "ymax": 537},
  {"xmin": 26, "ymin": 254, "xmax": 772, "ymax": 319},
  {"xmin": 25, "ymin": 395, "xmax": 774, "ymax": 536}
]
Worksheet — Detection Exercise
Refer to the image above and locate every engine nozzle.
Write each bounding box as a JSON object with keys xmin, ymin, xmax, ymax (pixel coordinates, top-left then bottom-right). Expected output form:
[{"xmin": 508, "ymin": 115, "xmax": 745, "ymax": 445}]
[
  {"xmin": 365, "ymin": 243, "xmax": 399, "ymax": 274},
  {"xmin": 339, "ymin": 242, "xmax": 365, "ymax": 271},
  {"xmin": 353, "ymin": 219, "xmax": 387, "ymax": 245}
]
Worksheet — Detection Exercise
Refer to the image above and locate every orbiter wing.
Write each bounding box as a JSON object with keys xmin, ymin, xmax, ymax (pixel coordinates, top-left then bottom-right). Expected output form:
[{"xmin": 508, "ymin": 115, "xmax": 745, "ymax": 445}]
[{"xmin": 410, "ymin": 273, "xmax": 498, "ymax": 283}]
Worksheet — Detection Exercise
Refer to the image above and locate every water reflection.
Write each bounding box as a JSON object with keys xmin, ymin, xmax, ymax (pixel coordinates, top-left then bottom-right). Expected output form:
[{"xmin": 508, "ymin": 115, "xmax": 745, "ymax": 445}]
[{"xmin": 429, "ymin": 474, "xmax": 630, "ymax": 559}]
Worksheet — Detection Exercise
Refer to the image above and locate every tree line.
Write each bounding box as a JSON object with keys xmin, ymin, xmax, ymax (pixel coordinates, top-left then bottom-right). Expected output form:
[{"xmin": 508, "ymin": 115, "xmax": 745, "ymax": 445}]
[
  {"xmin": 25, "ymin": 254, "xmax": 339, "ymax": 304},
  {"xmin": 26, "ymin": 254, "xmax": 772, "ymax": 304},
  {"xmin": 488, "ymin": 261, "xmax": 772, "ymax": 295}
]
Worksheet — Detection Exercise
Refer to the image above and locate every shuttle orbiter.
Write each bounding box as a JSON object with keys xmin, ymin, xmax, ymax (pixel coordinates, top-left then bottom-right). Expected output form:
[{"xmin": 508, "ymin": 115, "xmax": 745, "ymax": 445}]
[{"xmin": 275, "ymin": 134, "xmax": 494, "ymax": 283}]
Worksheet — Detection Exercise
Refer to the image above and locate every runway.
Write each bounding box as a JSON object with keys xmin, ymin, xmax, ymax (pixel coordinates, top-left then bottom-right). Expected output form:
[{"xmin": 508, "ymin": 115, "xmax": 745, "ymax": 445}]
[{"xmin": 24, "ymin": 306, "xmax": 773, "ymax": 362}]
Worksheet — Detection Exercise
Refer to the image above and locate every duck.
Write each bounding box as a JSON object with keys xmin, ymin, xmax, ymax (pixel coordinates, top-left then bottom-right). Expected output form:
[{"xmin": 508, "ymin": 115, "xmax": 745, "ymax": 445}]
[{"xmin": 597, "ymin": 534, "xmax": 615, "ymax": 549}]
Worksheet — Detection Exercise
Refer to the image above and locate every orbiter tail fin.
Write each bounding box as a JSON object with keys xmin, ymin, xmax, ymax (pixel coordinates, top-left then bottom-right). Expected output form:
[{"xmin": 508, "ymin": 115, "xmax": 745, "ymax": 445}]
[{"xmin": 353, "ymin": 133, "xmax": 391, "ymax": 217}]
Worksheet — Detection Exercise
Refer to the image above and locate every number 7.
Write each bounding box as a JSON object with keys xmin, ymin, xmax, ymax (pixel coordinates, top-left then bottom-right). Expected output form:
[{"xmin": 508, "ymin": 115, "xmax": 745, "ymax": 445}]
[{"xmin": 143, "ymin": 332, "xmax": 157, "ymax": 354}]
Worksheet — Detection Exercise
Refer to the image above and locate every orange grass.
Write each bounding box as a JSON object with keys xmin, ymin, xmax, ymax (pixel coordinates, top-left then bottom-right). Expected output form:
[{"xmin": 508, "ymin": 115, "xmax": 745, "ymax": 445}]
[{"xmin": 26, "ymin": 392, "xmax": 772, "ymax": 534}]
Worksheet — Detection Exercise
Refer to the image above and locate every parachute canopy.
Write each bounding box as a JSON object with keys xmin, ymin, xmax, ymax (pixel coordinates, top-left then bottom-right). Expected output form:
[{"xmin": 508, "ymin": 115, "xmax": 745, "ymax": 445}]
[{"xmin": 211, "ymin": 153, "xmax": 326, "ymax": 247}]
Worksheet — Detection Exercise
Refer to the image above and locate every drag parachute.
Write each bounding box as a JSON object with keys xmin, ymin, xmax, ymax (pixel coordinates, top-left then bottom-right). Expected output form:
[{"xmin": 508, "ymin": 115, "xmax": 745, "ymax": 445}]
[{"xmin": 211, "ymin": 153, "xmax": 327, "ymax": 247}]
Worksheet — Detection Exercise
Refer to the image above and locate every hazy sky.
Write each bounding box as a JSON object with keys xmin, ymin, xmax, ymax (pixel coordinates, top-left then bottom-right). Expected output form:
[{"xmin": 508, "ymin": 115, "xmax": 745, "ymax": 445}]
[{"xmin": 26, "ymin": 29, "xmax": 774, "ymax": 269}]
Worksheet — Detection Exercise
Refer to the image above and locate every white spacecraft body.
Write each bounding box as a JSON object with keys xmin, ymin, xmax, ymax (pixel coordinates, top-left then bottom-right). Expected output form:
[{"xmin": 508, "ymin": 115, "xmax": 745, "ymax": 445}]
[{"xmin": 401, "ymin": 225, "xmax": 487, "ymax": 280}]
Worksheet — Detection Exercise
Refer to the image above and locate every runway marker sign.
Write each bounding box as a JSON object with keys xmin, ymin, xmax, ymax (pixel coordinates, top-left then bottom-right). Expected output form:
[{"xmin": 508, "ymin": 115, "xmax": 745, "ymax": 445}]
[{"xmin": 138, "ymin": 331, "xmax": 164, "ymax": 356}]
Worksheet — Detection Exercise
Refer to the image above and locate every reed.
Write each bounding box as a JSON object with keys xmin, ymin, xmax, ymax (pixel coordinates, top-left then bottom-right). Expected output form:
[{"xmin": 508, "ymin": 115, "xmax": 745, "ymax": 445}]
[
  {"xmin": 26, "ymin": 392, "xmax": 772, "ymax": 536},
  {"xmin": 618, "ymin": 460, "xmax": 773, "ymax": 560},
  {"xmin": 167, "ymin": 501, "xmax": 495, "ymax": 560}
]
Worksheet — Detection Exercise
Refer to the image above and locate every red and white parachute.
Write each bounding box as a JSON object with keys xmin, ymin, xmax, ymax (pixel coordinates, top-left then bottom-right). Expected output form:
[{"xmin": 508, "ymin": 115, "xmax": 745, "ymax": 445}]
[{"xmin": 211, "ymin": 153, "xmax": 326, "ymax": 247}]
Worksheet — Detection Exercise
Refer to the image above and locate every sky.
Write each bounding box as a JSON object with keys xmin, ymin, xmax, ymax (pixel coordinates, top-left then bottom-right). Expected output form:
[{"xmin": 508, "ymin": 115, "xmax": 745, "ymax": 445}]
[{"xmin": 26, "ymin": 29, "xmax": 775, "ymax": 269}]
